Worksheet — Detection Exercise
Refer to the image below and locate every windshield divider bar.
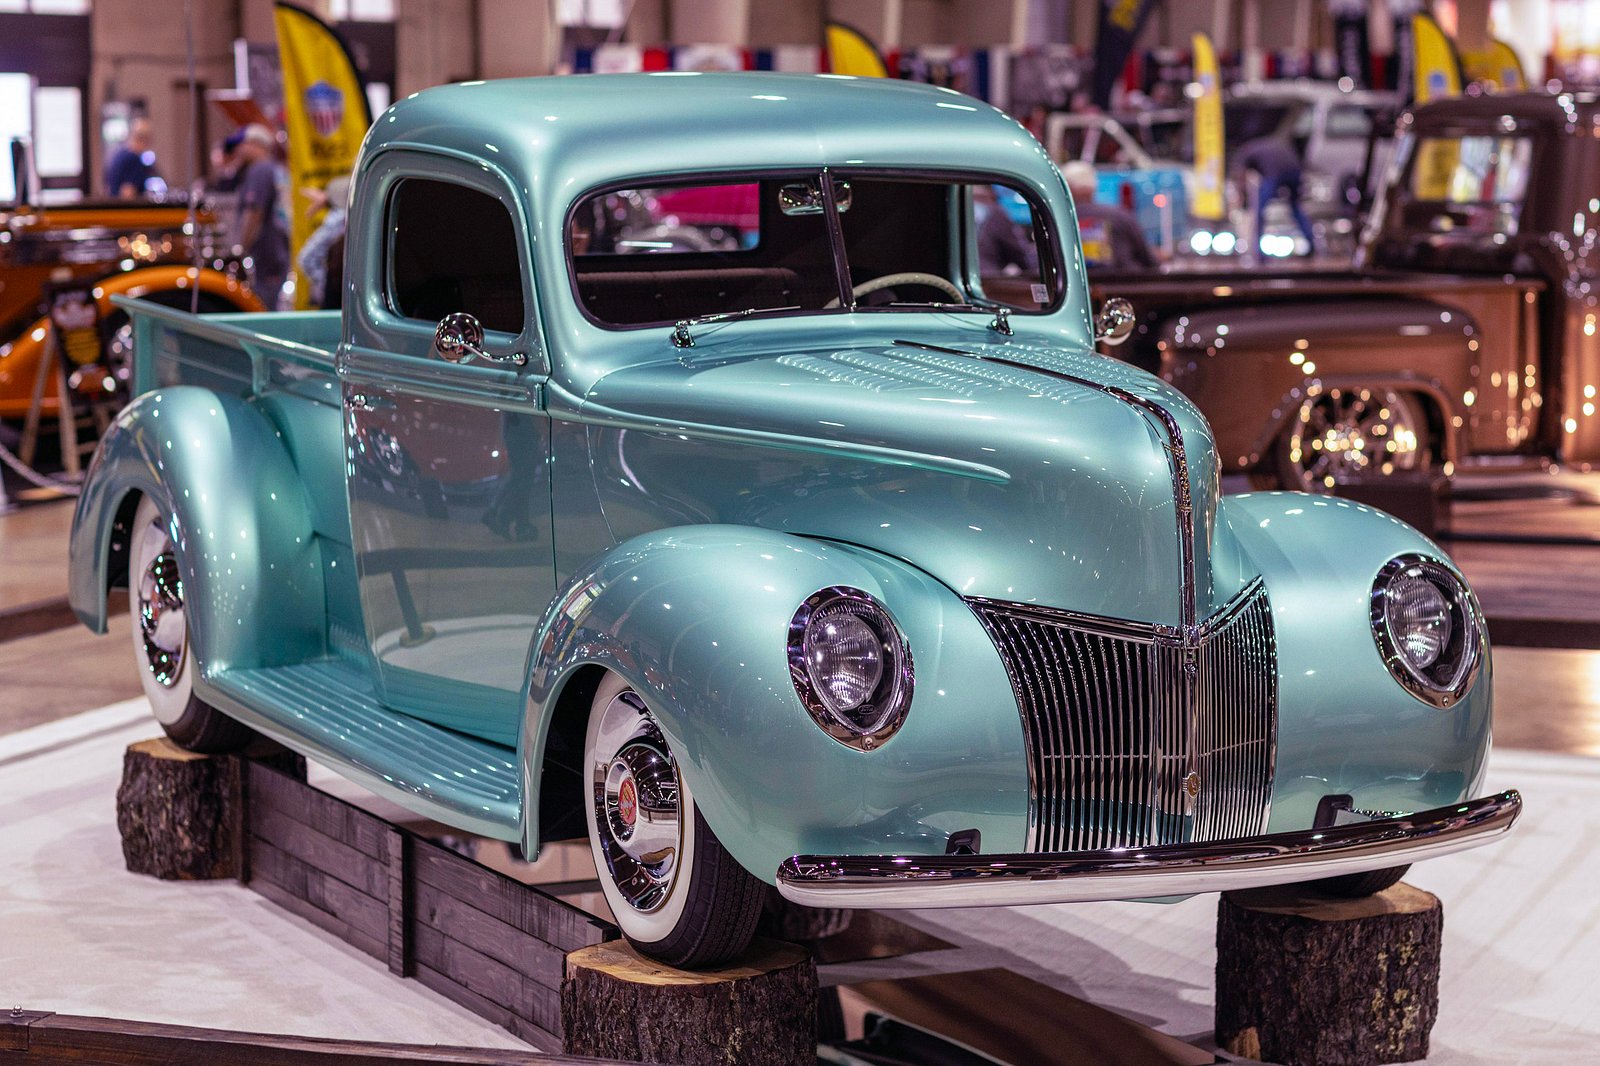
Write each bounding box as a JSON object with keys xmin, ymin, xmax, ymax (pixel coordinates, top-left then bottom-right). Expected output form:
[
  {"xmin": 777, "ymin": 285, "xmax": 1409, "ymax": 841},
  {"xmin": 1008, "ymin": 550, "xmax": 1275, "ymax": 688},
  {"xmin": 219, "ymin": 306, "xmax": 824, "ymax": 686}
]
[{"xmin": 819, "ymin": 167, "xmax": 854, "ymax": 311}]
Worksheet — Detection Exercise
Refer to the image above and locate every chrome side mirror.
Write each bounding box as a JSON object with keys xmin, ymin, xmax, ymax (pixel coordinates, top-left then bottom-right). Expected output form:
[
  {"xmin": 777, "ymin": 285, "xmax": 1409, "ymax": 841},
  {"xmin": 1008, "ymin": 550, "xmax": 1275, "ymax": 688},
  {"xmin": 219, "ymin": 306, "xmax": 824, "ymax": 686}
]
[
  {"xmin": 433, "ymin": 312, "xmax": 527, "ymax": 367},
  {"xmin": 1094, "ymin": 296, "xmax": 1136, "ymax": 346},
  {"xmin": 434, "ymin": 312, "xmax": 486, "ymax": 364}
]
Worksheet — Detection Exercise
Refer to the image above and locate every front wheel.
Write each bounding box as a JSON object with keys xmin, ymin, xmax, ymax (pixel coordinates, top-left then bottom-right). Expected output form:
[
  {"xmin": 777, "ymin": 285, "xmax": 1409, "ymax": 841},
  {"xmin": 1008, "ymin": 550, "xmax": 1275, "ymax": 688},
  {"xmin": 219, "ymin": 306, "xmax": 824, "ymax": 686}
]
[
  {"xmin": 584, "ymin": 672, "xmax": 763, "ymax": 968},
  {"xmin": 1278, "ymin": 388, "xmax": 1430, "ymax": 492},
  {"xmin": 1306, "ymin": 864, "xmax": 1411, "ymax": 898},
  {"xmin": 128, "ymin": 495, "xmax": 252, "ymax": 753}
]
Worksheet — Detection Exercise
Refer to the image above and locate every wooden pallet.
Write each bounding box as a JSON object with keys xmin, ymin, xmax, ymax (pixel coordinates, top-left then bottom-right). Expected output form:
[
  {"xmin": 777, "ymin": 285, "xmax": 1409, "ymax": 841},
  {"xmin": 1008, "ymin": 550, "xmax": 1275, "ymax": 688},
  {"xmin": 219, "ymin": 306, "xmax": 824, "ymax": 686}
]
[{"xmin": 236, "ymin": 758, "xmax": 616, "ymax": 1052}]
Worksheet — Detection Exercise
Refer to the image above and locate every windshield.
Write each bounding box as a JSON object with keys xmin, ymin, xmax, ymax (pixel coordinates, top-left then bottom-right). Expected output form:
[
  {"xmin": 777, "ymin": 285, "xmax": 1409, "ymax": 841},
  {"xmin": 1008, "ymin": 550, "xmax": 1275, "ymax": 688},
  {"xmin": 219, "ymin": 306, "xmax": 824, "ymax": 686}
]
[
  {"xmin": 1400, "ymin": 135, "xmax": 1533, "ymax": 237},
  {"xmin": 567, "ymin": 171, "xmax": 1063, "ymax": 329}
]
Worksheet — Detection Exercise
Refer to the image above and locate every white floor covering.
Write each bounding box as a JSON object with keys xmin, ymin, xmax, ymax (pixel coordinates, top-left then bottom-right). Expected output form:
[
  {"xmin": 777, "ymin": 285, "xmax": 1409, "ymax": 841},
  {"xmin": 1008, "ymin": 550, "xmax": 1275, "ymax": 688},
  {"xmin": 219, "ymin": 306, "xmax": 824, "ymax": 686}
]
[{"xmin": 2, "ymin": 700, "xmax": 1595, "ymax": 1062}]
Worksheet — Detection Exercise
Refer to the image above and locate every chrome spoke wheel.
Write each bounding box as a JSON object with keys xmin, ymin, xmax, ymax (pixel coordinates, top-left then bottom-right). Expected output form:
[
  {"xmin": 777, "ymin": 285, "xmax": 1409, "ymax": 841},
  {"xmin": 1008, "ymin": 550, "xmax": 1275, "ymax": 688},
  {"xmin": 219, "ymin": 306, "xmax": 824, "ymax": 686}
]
[
  {"xmin": 137, "ymin": 536, "xmax": 187, "ymax": 688},
  {"xmin": 1286, "ymin": 389, "xmax": 1426, "ymax": 492},
  {"xmin": 590, "ymin": 687, "xmax": 682, "ymax": 914}
]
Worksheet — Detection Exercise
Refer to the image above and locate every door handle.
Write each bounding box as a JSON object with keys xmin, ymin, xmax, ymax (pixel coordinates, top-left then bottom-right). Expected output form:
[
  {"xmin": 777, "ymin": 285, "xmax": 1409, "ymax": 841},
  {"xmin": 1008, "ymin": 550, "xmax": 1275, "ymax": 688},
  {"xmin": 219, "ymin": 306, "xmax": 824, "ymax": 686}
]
[{"xmin": 345, "ymin": 392, "xmax": 395, "ymax": 412}]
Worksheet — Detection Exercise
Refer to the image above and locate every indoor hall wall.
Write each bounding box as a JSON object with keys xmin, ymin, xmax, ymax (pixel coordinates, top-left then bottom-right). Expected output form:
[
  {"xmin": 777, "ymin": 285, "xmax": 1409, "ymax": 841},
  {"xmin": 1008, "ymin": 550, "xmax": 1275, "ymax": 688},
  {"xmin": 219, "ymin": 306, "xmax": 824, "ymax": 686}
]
[
  {"xmin": 477, "ymin": 0, "xmax": 556, "ymax": 79},
  {"xmin": 395, "ymin": 0, "xmax": 475, "ymax": 95},
  {"xmin": 87, "ymin": 0, "xmax": 258, "ymax": 197},
  {"xmin": 748, "ymin": 0, "xmax": 823, "ymax": 50}
]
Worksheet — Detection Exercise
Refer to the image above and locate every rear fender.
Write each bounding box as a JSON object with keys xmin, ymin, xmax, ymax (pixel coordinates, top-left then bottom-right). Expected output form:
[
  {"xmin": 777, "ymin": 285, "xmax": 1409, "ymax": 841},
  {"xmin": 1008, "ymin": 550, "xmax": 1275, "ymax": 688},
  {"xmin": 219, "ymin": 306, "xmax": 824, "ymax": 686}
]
[
  {"xmin": 68, "ymin": 386, "xmax": 324, "ymax": 674},
  {"xmin": 520, "ymin": 525, "xmax": 1027, "ymax": 880},
  {"xmin": 1218, "ymin": 492, "xmax": 1491, "ymax": 829}
]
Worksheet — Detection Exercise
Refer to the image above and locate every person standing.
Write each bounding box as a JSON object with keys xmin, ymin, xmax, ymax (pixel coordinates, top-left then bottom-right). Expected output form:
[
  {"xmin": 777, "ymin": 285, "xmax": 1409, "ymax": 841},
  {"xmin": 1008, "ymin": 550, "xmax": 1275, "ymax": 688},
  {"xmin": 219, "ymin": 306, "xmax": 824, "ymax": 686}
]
[
  {"xmin": 1234, "ymin": 134, "xmax": 1317, "ymax": 255},
  {"xmin": 105, "ymin": 117, "xmax": 160, "ymax": 199},
  {"xmin": 296, "ymin": 175, "xmax": 351, "ymax": 308},
  {"xmin": 1062, "ymin": 161, "xmax": 1157, "ymax": 272},
  {"xmin": 234, "ymin": 124, "xmax": 289, "ymax": 310}
]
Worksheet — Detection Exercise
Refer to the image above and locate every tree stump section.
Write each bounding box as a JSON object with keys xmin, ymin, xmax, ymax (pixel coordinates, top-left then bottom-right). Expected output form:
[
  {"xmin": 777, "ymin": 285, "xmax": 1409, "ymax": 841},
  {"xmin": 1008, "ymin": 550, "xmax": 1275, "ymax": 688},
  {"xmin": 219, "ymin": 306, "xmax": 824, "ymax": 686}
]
[
  {"xmin": 116, "ymin": 737, "xmax": 303, "ymax": 881},
  {"xmin": 1216, "ymin": 882, "xmax": 1443, "ymax": 1066},
  {"xmin": 561, "ymin": 937, "xmax": 816, "ymax": 1066}
]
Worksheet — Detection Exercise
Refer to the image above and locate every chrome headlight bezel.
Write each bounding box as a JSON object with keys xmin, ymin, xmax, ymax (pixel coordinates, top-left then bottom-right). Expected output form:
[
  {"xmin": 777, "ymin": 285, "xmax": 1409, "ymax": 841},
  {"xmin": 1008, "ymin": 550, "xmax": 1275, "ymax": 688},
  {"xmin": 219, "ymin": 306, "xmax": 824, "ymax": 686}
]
[
  {"xmin": 788, "ymin": 586, "xmax": 914, "ymax": 751},
  {"xmin": 1370, "ymin": 554, "xmax": 1484, "ymax": 708}
]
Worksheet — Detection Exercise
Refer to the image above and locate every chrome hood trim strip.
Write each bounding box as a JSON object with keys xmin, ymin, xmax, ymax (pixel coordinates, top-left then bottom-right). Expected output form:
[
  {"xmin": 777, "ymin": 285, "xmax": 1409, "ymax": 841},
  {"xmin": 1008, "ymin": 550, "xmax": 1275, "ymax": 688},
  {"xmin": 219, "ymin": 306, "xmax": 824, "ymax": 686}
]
[{"xmin": 774, "ymin": 790, "xmax": 1521, "ymax": 909}]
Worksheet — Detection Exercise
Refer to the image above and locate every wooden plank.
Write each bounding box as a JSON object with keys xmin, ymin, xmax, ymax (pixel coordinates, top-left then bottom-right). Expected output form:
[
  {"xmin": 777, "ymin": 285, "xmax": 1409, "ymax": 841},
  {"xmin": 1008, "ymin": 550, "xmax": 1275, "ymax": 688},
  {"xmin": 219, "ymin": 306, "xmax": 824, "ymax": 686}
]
[
  {"xmin": 4, "ymin": 1010, "xmax": 614, "ymax": 1063},
  {"xmin": 0, "ymin": 1009, "xmax": 54, "ymax": 1051},
  {"xmin": 249, "ymin": 876, "xmax": 387, "ymax": 964},
  {"xmin": 411, "ymin": 961, "xmax": 564, "ymax": 1054},
  {"xmin": 413, "ymin": 880, "xmax": 566, "ymax": 992},
  {"xmin": 247, "ymin": 762, "xmax": 390, "ymax": 860},
  {"xmin": 412, "ymin": 840, "xmax": 613, "ymax": 952},
  {"xmin": 249, "ymin": 837, "xmax": 389, "ymax": 950},
  {"xmin": 387, "ymin": 827, "xmax": 411, "ymax": 978},
  {"xmin": 411, "ymin": 923, "xmax": 562, "ymax": 1037},
  {"xmin": 250, "ymin": 803, "xmax": 387, "ymax": 898}
]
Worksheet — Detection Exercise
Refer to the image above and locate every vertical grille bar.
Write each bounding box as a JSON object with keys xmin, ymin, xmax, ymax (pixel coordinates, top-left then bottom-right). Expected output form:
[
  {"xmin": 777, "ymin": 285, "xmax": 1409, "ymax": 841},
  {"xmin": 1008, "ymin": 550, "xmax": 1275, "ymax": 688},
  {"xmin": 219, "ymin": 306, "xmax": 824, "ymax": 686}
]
[{"xmin": 971, "ymin": 579, "xmax": 1277, "ymax": 853}]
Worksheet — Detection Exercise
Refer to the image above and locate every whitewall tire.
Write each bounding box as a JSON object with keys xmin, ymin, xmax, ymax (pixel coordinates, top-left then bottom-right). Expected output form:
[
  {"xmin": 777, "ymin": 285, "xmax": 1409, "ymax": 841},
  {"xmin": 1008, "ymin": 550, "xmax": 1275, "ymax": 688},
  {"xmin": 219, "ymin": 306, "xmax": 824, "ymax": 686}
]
[
  {"xmin": 128, "ymin": 495, "xmax": 251, "ymax": 752},
  {"xmin": 584, "ymin": 671, "xmax": 763, "ymax": 968}
]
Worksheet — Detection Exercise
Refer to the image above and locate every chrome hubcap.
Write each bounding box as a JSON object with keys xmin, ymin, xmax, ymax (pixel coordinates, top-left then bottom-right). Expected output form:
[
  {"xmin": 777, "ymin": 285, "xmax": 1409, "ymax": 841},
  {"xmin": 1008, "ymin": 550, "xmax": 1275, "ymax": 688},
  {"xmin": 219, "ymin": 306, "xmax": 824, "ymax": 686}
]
[
  {"xmin": 137, "ymin": 531, "xmax": 187, "ymax": 688},
  {"xmin": 591, "ymin": 690, "xmax": 681, "ymax": 913},
  {"xmin": 1289, "ymin": 389, "xmax": 1423, "ymax": 491}
]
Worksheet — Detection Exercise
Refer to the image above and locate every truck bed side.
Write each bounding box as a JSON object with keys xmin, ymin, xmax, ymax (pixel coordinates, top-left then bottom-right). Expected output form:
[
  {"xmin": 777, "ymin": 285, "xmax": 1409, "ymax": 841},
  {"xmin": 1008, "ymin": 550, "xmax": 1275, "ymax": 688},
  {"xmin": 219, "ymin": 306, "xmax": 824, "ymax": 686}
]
[{"xmin": 111, "ymin": 297, "xmax": 360, "ymax": 655}]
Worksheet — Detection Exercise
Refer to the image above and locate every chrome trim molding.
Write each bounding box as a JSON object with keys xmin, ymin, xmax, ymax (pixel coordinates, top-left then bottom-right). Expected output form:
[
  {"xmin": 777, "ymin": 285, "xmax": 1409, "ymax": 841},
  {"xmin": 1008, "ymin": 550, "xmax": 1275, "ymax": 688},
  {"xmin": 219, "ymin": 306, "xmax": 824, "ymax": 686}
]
[
  {"xmin": 971, "ymin": 578, "xmax": 1277, "ymax": 853},
  {"xmin": 774, "ymin": 790, "xmax": 1521, "ymax": 909},
  {"xmin": 1370, "ymin": 553, "xmax": 1485, "ymax": 709},
  {"xmin": 787, "ymin": 586, "xmax": 915, "ymax": 752}
]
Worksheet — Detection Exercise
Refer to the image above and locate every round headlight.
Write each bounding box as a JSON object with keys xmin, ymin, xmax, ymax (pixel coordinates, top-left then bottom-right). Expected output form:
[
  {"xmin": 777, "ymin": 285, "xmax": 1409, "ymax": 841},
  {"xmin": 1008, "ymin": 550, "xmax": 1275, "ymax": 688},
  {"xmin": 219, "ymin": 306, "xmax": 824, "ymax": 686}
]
[
  {"xmin": 789, "ymin": 587, "xmax": 913, "ymax": 750},
  {"xmin": 1371, "ymin": 555, "xmax": 1483, "ymax": 708}
]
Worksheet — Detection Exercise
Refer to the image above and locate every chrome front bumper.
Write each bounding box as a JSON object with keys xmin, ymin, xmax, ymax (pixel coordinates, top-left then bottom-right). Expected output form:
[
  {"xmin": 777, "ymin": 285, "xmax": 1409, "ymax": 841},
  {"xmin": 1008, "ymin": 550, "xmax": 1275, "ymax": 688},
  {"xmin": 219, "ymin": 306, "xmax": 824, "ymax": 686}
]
[{"xmin": 774, "ymin": 790, "xmax": 1521, "ymax": 909}]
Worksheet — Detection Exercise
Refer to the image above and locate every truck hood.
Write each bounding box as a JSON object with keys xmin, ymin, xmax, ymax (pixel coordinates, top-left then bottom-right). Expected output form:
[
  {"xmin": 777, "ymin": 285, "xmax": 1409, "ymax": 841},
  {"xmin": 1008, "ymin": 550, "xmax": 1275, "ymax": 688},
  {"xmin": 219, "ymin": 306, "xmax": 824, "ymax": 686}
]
[{"xmin": 579, "ymin": 334, "xmax": 1255, "ymax": 626}]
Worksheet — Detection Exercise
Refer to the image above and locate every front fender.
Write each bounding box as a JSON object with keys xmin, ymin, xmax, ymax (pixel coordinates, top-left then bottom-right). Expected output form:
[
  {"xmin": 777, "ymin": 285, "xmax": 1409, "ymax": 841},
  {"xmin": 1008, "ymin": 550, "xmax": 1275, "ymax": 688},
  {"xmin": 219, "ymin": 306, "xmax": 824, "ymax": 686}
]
[
  {"xmin": 1219, "ymin": 492, "xmax": 1491, "ymax": 830},
  {"xmin": 69, "ymin": 387, "xmax": 324, "ymax": 675},
  {"xmin": 522, "ymin": 525, "xmax": 1027, "ymax": 881}
]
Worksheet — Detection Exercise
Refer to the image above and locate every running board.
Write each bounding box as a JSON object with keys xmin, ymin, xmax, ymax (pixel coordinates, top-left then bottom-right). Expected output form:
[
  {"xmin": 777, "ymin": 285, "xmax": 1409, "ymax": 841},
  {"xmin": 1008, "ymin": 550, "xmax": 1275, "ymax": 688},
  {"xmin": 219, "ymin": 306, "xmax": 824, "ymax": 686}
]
[{"xmin": 202, "ymin": 659, "xmax": 522, "ymax": 841}]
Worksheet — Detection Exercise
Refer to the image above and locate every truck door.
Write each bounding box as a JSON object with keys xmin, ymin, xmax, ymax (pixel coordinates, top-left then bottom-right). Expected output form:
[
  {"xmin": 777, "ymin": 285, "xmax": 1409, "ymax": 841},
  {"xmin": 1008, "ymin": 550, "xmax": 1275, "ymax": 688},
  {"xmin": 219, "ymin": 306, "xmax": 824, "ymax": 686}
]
[{"xmin": 340, "ymin": 150, "xmax": 552, "ymax": 747}]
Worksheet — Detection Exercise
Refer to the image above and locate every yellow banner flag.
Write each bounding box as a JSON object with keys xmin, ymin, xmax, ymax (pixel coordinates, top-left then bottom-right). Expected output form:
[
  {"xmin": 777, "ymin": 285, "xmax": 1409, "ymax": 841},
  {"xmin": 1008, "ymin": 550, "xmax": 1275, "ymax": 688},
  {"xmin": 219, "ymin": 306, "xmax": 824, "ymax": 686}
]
[
  {"xmin": 1190, "ymin": 32, "xmax": 1225, "ymax": 222},
  {"xmin": 1412, "ymin": 13, "xmax": 1463, "ymax": 102},
  {"xmin": 274, "ymin": 2, "xmax": 371, "ymax": 309},
  {"xmin": 1463, "ymin": 39, "xmax": 1527, "ymax": 90},
  {"xmin": 825, "ymin": 21, "xmax": 889, "ymax": 78}
]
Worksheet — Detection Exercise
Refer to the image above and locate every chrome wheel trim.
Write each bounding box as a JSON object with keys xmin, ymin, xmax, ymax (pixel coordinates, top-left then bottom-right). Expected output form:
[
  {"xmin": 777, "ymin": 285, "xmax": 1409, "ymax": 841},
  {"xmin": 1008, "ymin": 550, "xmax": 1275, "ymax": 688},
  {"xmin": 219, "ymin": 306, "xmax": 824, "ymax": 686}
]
[
  {"xmin": 128, "ymin": 496, "xmax": 194, "ymax": 725},
  {"xmin": 1288, "ymin": 389, "xmax": 1425, "ymax": 492},
  {"xmin": 587, "ymin": 683, "xmax": 686, "ymax": 919}
]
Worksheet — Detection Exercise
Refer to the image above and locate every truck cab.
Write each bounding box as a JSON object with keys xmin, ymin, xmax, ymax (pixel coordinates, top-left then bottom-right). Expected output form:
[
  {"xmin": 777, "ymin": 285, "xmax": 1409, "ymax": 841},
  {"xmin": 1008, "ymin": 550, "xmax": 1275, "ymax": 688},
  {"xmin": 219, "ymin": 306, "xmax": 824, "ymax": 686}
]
[{"xmin": 1098, "ymin": 91, "xmax": 1600, "ymax": 491}]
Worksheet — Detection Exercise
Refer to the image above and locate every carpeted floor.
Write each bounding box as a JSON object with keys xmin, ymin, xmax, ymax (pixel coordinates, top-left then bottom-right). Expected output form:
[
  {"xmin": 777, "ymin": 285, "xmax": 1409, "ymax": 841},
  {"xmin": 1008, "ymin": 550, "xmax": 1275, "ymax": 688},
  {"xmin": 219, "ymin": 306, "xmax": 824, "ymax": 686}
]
[{"xmin": 2, "ymin": 700, "xmax": 1590, "ymax": 1063}]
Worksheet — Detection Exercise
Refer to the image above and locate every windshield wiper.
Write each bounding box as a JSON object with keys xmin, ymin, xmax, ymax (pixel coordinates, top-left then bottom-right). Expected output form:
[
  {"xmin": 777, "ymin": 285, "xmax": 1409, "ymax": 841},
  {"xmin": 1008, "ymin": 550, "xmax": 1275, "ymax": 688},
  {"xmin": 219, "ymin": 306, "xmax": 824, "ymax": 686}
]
[
  {"xmin": 871, "ymin": 301, "xmax": 1015, "ymax": 336},
  {"xmin": 671, "ymin": 306, "xmax": 801, "ymax": 348}
]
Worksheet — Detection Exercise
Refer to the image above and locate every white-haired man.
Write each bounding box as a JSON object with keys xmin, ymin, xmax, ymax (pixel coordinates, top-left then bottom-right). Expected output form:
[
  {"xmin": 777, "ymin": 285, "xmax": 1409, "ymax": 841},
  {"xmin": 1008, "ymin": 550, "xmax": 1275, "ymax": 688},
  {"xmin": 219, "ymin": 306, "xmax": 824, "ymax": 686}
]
[{"xmin": 234, "ymin": 124, "xmax": 288, "ymax": 309}]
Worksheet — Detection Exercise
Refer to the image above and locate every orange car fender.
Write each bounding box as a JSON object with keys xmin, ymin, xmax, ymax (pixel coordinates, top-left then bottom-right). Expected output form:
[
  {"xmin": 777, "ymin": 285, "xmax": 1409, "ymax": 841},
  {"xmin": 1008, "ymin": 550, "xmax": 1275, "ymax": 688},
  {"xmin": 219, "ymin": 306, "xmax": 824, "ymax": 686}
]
[{"xmin": 0, "ymin": 267, "xmax": 262, "ymax": 418}]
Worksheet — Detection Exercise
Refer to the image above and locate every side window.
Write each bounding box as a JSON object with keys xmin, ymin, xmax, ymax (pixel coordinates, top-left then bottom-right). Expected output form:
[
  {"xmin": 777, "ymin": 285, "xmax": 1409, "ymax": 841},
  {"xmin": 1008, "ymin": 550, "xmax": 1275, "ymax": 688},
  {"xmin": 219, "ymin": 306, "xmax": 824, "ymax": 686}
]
[{"xmin": 388, "ymin": 177, "xmax": 525, "ymax": 335}]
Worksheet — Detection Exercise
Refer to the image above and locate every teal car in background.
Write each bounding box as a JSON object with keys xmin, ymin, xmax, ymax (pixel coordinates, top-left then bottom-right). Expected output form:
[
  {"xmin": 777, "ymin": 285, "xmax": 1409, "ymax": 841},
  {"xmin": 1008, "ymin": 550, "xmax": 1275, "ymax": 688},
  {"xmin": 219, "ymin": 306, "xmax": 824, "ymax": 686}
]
[{"xmin": 68, "ymin": 73, "xmax": 1519, "ymax": 969}]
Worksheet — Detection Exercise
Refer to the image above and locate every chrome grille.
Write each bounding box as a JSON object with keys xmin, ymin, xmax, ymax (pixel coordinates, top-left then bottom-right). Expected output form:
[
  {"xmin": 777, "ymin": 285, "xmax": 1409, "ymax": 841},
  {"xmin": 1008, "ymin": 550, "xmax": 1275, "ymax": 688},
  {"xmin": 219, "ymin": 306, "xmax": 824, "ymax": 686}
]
[{"xmin": 970, "ymin": 579, "xmax": 1276, "ymax": 853}]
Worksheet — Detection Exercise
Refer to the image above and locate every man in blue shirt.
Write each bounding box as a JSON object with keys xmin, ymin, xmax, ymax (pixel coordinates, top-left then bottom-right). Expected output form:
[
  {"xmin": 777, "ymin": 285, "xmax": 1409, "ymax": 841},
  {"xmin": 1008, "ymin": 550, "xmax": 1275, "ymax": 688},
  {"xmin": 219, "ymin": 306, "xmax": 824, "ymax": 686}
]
[{"xmin": 105, "ymin": 117, "xmax": 159, "ymax": 199}]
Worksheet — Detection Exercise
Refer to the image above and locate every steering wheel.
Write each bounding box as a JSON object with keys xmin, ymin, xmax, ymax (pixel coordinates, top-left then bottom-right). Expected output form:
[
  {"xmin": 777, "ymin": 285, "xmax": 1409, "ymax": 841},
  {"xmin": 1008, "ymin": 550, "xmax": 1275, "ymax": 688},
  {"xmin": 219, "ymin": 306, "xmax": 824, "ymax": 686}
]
[{"xmin": 825, "ymin": 272, "xmax": 967, "ymax": 309}]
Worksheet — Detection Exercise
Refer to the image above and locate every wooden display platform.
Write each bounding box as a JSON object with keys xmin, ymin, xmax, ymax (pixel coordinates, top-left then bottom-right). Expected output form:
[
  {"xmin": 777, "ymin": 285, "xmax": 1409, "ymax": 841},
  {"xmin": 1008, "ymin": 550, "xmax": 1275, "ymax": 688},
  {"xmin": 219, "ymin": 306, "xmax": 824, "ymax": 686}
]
[{"xmin": 0, "ymin": 1010, "xmax": 631, "ymax": 1065}]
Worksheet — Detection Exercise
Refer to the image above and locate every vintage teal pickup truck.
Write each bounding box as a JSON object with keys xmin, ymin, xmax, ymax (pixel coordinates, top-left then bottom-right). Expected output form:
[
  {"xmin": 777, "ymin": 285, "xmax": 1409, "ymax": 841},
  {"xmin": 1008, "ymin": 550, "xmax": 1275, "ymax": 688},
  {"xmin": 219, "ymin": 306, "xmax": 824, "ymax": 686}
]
[{"xmin": 69, "ymin": 73, "xmax": 1518, "ymax": 968}]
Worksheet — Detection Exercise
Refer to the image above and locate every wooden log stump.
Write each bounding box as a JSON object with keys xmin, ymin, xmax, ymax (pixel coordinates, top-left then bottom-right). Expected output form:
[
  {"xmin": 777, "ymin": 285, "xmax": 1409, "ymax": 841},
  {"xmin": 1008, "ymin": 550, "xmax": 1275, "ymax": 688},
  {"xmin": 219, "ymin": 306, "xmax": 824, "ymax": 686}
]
[
  {"xmin": 115, "ymin": 737, "xmax": 303, "ymax": 881},
  {"xmin": 1215, "ymin": 882, "xmax": 1443, "ymax": 1066},
  {"xmin": 561, "ymin": 938, "xmax": 816, "ymax": 1066}
]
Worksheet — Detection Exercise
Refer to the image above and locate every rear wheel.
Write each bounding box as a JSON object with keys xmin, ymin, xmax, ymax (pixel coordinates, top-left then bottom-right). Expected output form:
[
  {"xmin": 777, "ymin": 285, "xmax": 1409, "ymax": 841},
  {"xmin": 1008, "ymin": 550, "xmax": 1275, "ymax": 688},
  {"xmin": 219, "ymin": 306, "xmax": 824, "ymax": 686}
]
[
  {"xmin": 584, "ymin": 672, "xmax": 763, "ymax": 968},
  {"xmin": 1278, "ymin": 388, "xmax": 1430, "ymax": 492},
  {"xmin": 128, "ymin": 495, "xmax": 252, "ymax": 752},
  {"xmin": 1306, "ymin": 864, "xmax": 1411, "ymax": 898}
]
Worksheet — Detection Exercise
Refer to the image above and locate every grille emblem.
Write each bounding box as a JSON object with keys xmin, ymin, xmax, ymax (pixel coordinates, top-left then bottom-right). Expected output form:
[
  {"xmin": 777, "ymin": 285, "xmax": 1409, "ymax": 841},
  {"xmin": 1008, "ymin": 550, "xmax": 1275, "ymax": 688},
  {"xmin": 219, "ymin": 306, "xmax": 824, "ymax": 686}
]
[{"xmin": 1183, "ymin": 771, "xmax": 1202, "ymax": 800}]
